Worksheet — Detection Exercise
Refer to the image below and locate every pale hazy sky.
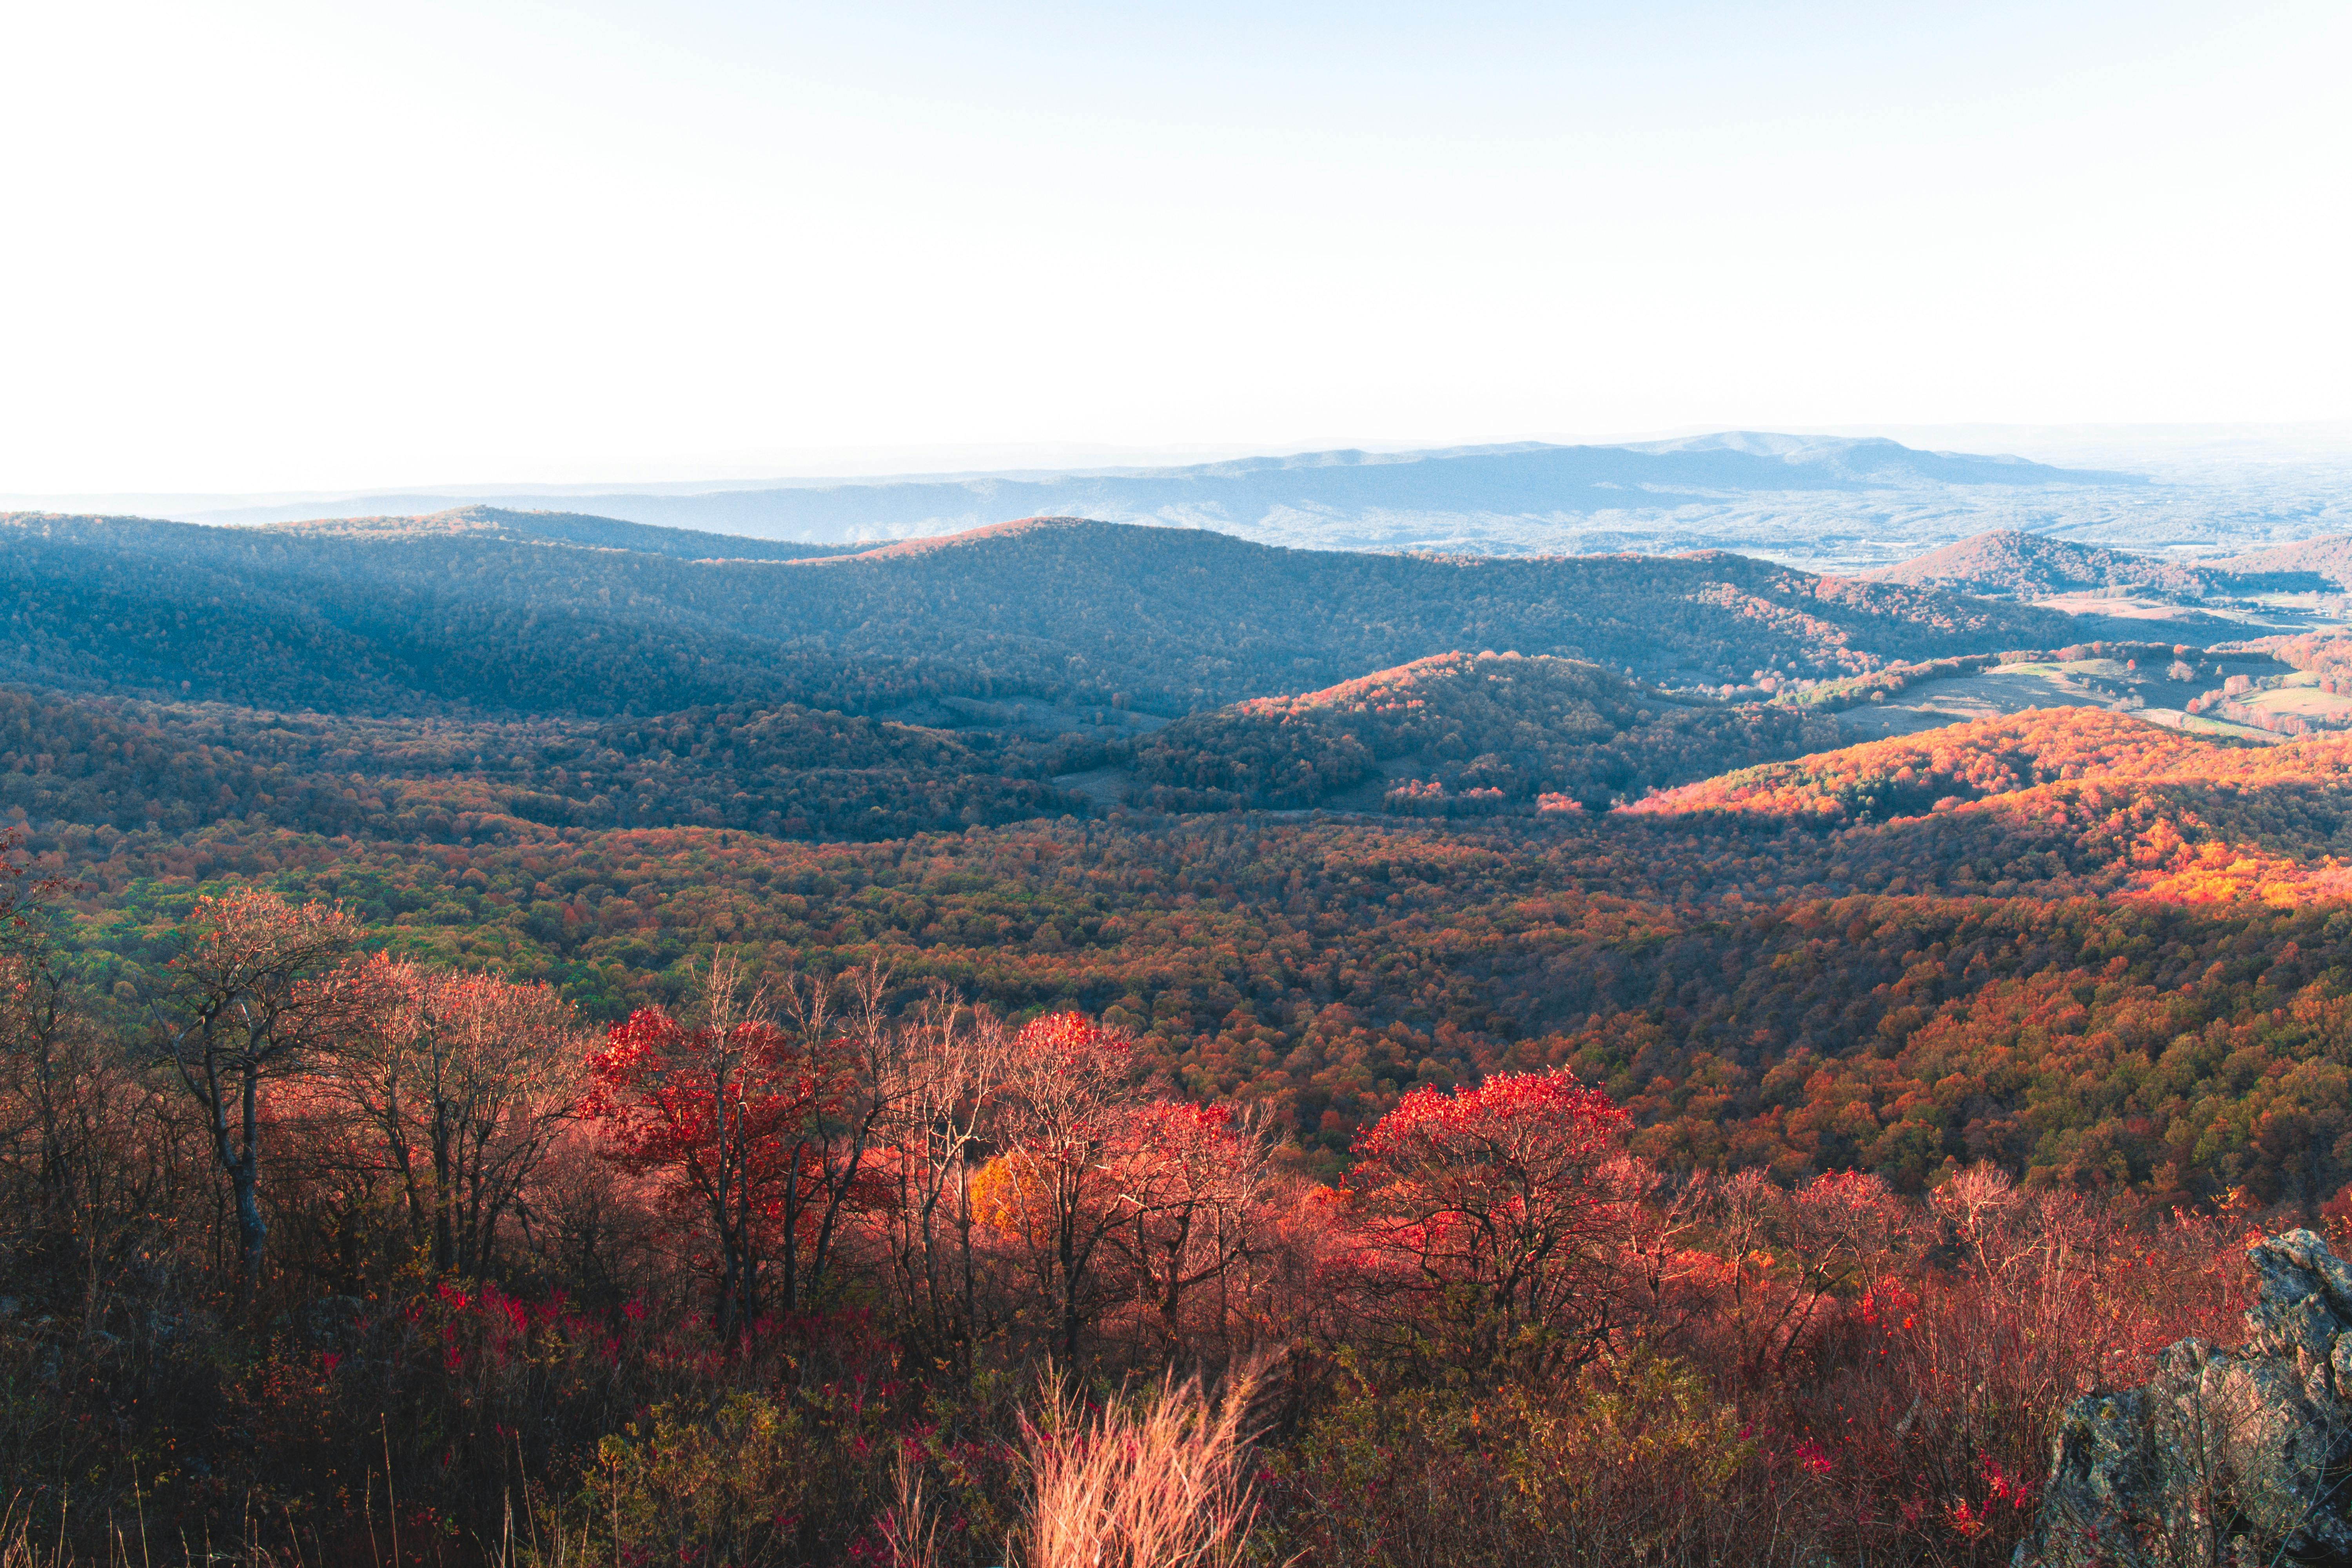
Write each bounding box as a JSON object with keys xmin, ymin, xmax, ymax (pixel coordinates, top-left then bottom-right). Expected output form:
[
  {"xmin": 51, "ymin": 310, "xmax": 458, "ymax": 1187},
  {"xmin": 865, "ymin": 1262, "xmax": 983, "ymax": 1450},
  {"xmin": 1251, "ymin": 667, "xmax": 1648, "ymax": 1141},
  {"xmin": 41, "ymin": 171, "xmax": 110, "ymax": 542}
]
[{"xmin": 4, "ymin": 1, "xmax": 2349, "ymax": 493}]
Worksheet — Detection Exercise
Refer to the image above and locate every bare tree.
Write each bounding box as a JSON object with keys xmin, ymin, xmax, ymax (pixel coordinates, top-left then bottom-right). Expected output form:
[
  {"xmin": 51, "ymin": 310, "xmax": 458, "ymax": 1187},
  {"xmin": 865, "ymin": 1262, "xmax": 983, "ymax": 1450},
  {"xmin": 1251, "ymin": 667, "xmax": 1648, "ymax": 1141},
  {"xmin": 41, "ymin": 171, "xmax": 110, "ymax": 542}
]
[
  {"xmin": 769, "ymin": 964, "xmax": 899, "ymax": 1318},
  {"xmin": 1102, "ymin": 1100, "xmax": 1278, "ymax": 1355},
  {"xmin": 150, "ymin": 889, "xmax": 365, "ymax": 1305},
  {"xmin": 990, "ymin": 1013, "xmax": 1149, "ymax": 1362},
  {"xmin": 1692, "ymin": 1167, "xmax": 1913, "ymax": 1380},
  {"xmin": 877, "ymin": 988, "xmax": 1010, "ymax": 1374},
  {"xmin": 336, "ymin": 956, "xmax": 587, "ymax": 1278}
]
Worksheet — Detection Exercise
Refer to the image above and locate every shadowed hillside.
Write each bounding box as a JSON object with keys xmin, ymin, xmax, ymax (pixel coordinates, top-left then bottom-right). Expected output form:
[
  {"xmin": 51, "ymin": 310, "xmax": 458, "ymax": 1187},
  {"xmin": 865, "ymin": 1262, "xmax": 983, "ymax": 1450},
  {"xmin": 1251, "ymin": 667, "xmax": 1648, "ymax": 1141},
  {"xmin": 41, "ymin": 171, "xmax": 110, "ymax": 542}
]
[
  {"xmin": 793, "ymin": 520, "xmax": 2092, "ymax": 699},
  {"xmin": 0, "ymin": 511, "xmax": 2093, "ymax": 716}
]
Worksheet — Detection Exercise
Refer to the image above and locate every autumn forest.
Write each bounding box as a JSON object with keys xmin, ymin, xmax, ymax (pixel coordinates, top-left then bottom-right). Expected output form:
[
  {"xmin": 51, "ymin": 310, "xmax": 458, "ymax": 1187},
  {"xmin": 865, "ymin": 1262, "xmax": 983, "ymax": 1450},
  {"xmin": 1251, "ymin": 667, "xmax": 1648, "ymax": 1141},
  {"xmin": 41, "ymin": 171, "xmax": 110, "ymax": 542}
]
[{"xmin": 4, "ymin": 508, "xmax": 2350, "ymax": 1565}]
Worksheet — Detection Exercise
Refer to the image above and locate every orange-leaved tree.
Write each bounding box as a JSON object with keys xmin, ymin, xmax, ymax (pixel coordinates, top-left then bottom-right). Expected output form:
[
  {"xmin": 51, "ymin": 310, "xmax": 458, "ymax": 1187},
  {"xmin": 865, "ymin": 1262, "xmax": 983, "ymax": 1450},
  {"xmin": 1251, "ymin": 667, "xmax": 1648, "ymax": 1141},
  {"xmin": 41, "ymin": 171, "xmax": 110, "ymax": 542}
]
[{"xmin": 1341, "ymin": 1067, "xmax": 1642, "ymax": 1376}]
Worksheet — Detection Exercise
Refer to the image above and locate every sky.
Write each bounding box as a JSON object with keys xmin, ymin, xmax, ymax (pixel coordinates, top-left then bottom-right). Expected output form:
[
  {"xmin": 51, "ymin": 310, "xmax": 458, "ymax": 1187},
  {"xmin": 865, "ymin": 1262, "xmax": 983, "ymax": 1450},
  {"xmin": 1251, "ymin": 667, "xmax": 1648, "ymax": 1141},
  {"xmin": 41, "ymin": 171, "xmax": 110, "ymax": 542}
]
[{"xmin": 4, "ymin": 1, "xmax": 2350, "ymax": 494}]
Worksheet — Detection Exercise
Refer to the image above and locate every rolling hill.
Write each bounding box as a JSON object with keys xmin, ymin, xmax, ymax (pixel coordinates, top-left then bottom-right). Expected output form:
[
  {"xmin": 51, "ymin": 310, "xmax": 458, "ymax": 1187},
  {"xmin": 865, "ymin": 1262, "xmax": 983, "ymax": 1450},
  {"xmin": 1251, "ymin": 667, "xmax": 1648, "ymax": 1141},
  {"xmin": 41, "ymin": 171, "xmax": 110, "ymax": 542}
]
[
  {"xmin": 2215, "ymin": 534, "xmax": 2352, "ymax": 589},
  {"xmin": 275, "ymin": 504, "xmax": 870, "ymax": 561},
  {"xmin": 0, "ymin": 511, "xmax": 2100, "ymax": 717},
  {"xmin": 1622, "ymin": 706, "xmax": 2236, "ymax": 824},
  {"xmin": 1126, "ymin": 650, "xmax": 1838, "ymax": 813},
  {"xmin": 1866, "ymin": 528, "xmax": 2319, "ymax": 599}
]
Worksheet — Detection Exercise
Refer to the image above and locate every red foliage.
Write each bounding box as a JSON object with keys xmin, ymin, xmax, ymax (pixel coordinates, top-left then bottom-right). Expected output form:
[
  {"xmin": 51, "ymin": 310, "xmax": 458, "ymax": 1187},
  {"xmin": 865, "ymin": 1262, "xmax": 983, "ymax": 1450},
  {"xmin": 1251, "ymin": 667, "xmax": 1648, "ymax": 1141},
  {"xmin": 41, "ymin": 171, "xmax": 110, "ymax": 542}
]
[
  {"xmin": 584, "ymin": 1000, "xmax": 860, "ymax": 1335},
  {"xmin": 982, "ymin": 1011, "xmax": 1142, "ymax": 1358},
  {"xmin": 1342, "ymin": 1069, "xmax": 1641, "ymax": 1369}
]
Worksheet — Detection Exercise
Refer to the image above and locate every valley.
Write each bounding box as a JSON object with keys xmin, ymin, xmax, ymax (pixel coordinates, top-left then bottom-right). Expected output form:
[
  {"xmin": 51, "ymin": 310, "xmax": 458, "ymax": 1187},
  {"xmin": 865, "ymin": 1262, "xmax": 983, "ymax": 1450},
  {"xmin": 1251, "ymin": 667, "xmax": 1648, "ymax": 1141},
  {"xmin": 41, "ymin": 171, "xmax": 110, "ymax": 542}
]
[
  {"xmin": 9, "ymin": 498, "xmax": 2352, "ymax": 1566},
  {"xmin": 13, "ymin": 501, "xmax": 2352, "ymax": 1169},
  {"xmin": 19, "ymin": 5, "xmax": 2349, "ymax": 1558}
]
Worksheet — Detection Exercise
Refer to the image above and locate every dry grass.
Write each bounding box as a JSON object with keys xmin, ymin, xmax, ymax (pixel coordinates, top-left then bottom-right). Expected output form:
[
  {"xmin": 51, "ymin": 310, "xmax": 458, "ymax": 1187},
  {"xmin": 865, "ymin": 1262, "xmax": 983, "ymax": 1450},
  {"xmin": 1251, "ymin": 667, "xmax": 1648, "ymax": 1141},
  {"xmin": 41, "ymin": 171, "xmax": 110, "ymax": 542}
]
[
  {"xmin": 1015, "ymin": 1361, "xmax": 1267, "ymax": 1568},
  {"xmin": 878, "ymin": 1445, "xmax": 946, "ymax": 1568}
]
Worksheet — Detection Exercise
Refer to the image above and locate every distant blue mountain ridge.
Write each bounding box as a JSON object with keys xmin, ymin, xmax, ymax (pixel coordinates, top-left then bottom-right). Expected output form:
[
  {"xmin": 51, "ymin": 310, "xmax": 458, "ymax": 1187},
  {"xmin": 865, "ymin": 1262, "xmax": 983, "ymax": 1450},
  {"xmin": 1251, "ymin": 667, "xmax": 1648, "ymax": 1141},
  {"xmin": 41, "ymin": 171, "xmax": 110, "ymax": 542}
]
[{"xmin": 178, "ymin": 433, "xmax": 2138, "ymax": 545}]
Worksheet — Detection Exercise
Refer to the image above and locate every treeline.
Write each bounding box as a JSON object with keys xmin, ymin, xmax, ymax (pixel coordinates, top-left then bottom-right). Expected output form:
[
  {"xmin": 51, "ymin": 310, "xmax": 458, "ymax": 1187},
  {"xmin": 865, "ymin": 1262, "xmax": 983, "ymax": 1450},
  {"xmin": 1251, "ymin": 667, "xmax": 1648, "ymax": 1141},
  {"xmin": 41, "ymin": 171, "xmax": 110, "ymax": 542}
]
[
  {"xmin": 0, "ymin": 869, "xmax": 2274, "ymax": 1564},
  {"xmin": 1771, "ymin": 641, "xmax": 2210, "ymax": 713},
  {"xmin": 1, "ymin": 512, "xmax": 2100, "ymax": 717},
  {"xmin": 0, "ymin": 686, "xmax": 1098, "ymax": 843},
  {"xmin": 2185, "ymin": 685, "xmax": 2330, "ymax": 736},
  {"xmin": 23, "ymin": 709, "xmax": 2352, "ymax": 1206},
  {"xmin": 1627, "ymin": 706, "xmax": 2244, "ymax": 822},
  {"xmin": 2258, "ymin": 632, "xmax": 2352, "ymax": 682},
  {"xmin": 1130, "ymin": 651, "xmax": 1839, "ymax": 812}
]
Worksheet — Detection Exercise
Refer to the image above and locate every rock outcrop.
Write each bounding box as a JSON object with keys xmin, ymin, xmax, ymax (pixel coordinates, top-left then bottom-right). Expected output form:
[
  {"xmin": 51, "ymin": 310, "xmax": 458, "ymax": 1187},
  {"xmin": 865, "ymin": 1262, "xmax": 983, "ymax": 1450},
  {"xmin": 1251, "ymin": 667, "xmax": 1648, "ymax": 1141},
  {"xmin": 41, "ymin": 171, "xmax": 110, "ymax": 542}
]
[{"xmin": 2017, "ymin": 1229, "xmax": 2352, "ymax": 1566}]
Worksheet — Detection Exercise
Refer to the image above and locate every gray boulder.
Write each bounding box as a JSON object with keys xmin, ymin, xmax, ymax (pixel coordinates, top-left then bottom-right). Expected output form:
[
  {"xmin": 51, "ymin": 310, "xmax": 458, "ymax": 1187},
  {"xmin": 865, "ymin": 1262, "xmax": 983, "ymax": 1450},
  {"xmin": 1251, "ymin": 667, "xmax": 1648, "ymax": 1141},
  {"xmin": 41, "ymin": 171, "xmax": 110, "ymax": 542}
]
[{"xmin": 2017, "ymin": 1229, "xmax": 2352, "ymax": 1567}]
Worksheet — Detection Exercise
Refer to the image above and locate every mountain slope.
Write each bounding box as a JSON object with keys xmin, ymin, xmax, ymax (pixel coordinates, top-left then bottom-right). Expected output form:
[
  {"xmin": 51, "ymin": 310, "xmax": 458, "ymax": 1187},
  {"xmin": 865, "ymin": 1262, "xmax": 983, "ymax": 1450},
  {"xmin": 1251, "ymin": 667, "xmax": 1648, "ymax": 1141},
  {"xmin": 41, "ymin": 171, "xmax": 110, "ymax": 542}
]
[
  {"xmin": 1128, "ymin": 651, "xmax": 1838, "ymax": 812},
  {"xmin": 0, "ymin": 511, "xmax": 918, "ymax": 717},
  {"xmin": 0, "ymin": 510, "xmax": 2109, "ymax": 718},
  {"xmin": 1867, "ymin": 529, "xmax": 2316, "ymax": 599},
  {"xmin": 2214, "ymin": 535, "xmax": 2352, "ymax": 589},
  {"xmin": 1623, "ymin": 706, "xmax": 2230, "ymax": 823}
]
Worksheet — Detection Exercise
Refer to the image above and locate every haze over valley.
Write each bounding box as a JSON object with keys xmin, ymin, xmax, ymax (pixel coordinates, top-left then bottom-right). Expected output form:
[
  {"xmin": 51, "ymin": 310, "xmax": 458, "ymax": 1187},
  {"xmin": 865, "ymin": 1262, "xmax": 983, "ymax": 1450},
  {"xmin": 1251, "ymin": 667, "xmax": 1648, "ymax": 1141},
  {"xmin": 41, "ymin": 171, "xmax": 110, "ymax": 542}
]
[
  {"xmin": 10, "ymin": 1, "xmax": 2352, "ymax": 1563},
  {"xmin": 29, "ymin": 425, "xmax": 2352, "ymax": 574},
  {"xmin": 16, "ymin": 411, "xmax": 2352, "ymax": 1566}
]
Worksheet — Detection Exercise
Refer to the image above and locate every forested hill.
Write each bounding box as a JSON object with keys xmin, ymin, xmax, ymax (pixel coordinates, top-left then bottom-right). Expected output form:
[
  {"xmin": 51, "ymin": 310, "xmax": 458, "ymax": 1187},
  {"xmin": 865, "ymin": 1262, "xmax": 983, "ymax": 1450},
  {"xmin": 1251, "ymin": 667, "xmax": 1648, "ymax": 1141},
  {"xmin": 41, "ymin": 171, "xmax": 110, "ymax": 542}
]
[
  {"xmin": 273, "ymin": 504, "xmax": 870, "ymax": 561},
  {"xmin": 770, "ymin": 519, "xmax": 2091, "ymax": 700},
  {"xmin": 2217, "ymin": 534, "xmax": 2352, "ymax": 590},
  {"xmin": 1128, "ymin": 650, "xmax": 1839, "ymax": 812},
  {"xmin": 0, "ymin": 510, "xmax": 2100, "ymax": 717},
  {"xmin": 1867, "ymin": 528, "xmax": 2318, "ymax": 599}
]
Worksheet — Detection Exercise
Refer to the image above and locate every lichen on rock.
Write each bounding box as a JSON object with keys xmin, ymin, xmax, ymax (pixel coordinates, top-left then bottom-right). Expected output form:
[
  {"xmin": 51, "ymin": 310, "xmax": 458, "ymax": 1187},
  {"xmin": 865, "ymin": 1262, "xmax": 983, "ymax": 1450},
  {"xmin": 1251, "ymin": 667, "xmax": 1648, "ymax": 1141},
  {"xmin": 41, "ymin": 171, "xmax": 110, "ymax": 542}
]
[{"xmin": 2017, "ymin": 1229, "xmax": 2352, "ymax": 1566}]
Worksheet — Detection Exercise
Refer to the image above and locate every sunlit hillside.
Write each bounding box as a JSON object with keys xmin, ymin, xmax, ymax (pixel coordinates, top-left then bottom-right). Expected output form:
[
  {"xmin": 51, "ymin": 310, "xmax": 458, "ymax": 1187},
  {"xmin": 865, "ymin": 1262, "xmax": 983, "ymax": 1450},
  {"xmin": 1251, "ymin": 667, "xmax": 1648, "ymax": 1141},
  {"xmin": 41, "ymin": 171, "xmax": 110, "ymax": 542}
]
[
  {"xmin": 1129, "ymin": 649, "xmax": 1840, "ymax": 811},
  {"xmin": 3, "ymin": 540, "xmax": 2350, "ymax": 1568}
]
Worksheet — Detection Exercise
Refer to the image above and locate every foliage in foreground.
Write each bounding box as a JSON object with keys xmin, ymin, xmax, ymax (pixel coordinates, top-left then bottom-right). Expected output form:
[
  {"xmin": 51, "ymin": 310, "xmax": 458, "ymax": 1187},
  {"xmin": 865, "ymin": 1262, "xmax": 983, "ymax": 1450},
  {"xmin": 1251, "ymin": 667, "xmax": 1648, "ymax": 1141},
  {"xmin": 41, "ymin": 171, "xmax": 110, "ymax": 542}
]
[{"xmin": 0, "ymin": 862, "xmax": 2275, "ymax": 1564}]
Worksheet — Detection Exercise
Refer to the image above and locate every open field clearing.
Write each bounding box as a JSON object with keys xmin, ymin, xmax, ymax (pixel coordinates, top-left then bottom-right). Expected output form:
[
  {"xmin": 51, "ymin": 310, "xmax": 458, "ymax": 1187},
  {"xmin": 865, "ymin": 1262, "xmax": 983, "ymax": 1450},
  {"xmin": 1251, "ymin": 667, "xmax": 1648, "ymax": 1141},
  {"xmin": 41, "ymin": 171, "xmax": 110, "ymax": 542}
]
[
  {"xmin": 1825, "ymin": 653, "xmax": 2276, "ymax": 740},
  {"xmin": 2238, "ymin": 668, "xmax": 2352, "ymax": 722}
]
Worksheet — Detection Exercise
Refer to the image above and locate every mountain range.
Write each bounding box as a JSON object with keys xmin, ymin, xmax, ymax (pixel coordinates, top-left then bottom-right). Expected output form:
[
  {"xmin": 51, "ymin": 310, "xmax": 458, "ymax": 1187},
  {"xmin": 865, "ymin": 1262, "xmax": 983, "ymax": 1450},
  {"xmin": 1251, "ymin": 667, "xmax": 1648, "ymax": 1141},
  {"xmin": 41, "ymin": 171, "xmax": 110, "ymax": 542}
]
[
  {"xmin": 131, "ymin": 434, "xmax": 2132, "ymax": 549},
  {"xmin": 13, "ymin": 413, "xmax": 2352, "ymax": 1568},
  {"xmin": 0, "ymin": 508, "xmax": 2105, "ymax": 720}
]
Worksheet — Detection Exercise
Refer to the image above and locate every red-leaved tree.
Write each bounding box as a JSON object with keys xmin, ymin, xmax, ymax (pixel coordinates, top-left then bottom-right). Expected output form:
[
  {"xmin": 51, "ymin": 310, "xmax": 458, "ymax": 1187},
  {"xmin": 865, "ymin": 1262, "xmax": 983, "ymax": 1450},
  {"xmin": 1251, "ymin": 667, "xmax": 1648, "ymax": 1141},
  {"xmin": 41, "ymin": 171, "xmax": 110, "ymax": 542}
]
[
  {"xmin": 583, "ymin": 954, "xmax": 877, "ymax": 1339},
  {"xmin": 1342, "ymin": 1067, "xmax": 1642, "ymax": 1376}
]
